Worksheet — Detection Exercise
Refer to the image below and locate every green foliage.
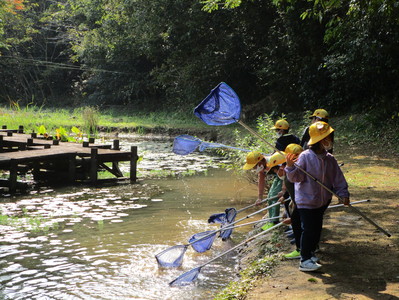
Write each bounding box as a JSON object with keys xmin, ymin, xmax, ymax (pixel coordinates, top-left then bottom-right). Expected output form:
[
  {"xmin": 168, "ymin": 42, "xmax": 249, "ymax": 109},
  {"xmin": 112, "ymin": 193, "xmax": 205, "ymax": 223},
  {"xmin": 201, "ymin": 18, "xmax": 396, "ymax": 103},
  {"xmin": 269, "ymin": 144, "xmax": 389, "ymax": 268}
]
[
  {"xmin": 214, "ymin": 255, "xmax": 279, "ymax": 300},
  {"xmin": 0, "ymin": 0, "xmax": 399, "ymax": 118},
  {"xmin": 222, "ymin": 113, "xmax": 277, "ymax": 172},
  {"xmin": 37, "ymin": 125, "xmax": 47, "ymax": 135},
  {"xmin": 80, "ymin": 106, "xmax": 99, "ymax": 135},
  {"xmin": 56, "ymin": 126, "xmax": 69, "ymax": 142}
]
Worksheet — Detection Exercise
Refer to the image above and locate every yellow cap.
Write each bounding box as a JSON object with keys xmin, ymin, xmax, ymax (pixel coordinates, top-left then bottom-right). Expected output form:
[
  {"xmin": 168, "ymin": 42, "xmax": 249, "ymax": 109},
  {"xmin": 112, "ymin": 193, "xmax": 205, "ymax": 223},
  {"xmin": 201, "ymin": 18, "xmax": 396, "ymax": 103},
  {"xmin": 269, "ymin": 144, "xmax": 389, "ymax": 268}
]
[
  {"xmin": 284, "ymin": 143, "xmax": 303, "ymax": 155},
  {"xmin": 243, "ymin": 151, "xmax": 265, "ymax": 170},
  {"xmin": 267, "ymin": 152, "xmax": 286, "ymax": 169},
  {"xmin": 308, "ymin": 121, "xmax": 334, "ymax": 145},
  {"xmin": 271, "ymin": 119, "xmax": 289, "ymax": 130},
  {"xmin": 310, "ymin": 109, "xmax": 329, "ymax": 120}
]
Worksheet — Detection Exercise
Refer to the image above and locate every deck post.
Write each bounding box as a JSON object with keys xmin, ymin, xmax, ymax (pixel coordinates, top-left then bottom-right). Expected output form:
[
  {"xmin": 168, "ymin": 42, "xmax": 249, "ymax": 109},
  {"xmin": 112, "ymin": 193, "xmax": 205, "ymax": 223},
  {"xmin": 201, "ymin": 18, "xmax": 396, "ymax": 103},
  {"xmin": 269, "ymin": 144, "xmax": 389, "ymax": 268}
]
[
  {"xmin": 113, "ymin": 140, "xmax": 120, "ymax": 150},
  {"xmin": 18, "ymin": 125, "xmax": 24, "ymax": 133},
  {"xmin": 68, "ymin": 154, "xmax": 76, "ymax": 182},
  {"xmin": 112, "ymin": 140, "xmax": 120, "ymax": 173},
  {"xmin": 9, "ymin": 160, "xmax": 17, "ymax": 193},
  {"xmin": 90, "ymin": 148, "xmax": 98, "ymax": 183},
  {"xmin": 130, "ymin": 146, "xmax": 137, "ymax": 182}
]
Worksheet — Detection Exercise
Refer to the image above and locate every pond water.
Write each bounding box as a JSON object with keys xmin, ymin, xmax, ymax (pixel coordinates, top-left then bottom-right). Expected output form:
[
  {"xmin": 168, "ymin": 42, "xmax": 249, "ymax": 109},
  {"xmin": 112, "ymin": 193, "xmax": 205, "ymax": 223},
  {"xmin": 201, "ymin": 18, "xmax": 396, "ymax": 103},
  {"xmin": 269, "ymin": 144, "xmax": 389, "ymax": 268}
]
[{"xmin": 0, "ymin": 135, "xmax": 260, "ymax": 299}]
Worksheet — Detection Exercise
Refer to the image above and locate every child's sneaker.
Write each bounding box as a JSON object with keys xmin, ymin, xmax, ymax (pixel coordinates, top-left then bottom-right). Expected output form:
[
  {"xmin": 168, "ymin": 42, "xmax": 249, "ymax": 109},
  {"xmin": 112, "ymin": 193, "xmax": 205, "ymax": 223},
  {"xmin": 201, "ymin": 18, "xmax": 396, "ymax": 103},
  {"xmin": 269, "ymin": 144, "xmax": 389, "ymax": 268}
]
[
  {"xmin": 283, "ymin": 249, "xmax": 301, "ymax": 259},
  {"xmin": 311, "ymin": 256, "xmax": 320, "ymax": 263},
  {"xmin": 261, "ymin": 222, "xmax": 274, "ymax": 231},
  {"xmin": 299, "ymin": 259, "xmax": 322, "ymax": 272}
]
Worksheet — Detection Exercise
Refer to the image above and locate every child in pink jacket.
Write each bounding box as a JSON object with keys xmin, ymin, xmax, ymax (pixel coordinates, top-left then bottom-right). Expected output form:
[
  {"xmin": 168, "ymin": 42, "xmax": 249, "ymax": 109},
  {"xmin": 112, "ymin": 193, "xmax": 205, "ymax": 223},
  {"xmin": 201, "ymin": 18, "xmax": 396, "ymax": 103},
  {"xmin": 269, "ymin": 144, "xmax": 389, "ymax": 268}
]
[{"xmin": 285, "ymin": 121, "xmax": 350, "ymax": 272}]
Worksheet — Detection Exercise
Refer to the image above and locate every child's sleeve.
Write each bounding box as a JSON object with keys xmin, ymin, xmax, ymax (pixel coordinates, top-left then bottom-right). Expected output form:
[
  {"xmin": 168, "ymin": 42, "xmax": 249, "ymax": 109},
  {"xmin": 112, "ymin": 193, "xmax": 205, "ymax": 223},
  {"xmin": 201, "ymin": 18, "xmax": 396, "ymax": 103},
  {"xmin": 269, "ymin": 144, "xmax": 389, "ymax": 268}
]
[
  {"xmin": 285, "ymin": 153, "xmax": 307, "ymax": 183},
  {"xmin": 332, "ymin": 158, "xmax": 350, "ymax": 198}
]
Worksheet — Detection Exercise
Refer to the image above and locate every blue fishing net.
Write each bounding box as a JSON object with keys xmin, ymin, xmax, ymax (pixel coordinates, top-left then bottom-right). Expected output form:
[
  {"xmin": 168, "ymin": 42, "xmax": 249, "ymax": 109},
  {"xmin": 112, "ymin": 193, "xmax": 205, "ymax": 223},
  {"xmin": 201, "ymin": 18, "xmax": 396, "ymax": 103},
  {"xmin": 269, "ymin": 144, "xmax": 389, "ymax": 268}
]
[
  {"xmin": 173, "ymin": 135, "xmax": 202, "ymax": 155},
  {"xmin": 207, "ymin": 208, "xmax": 237, "ymax": 225},
  {"xmin": 189, "ymin": 231, "xmax": 216, "ymax": 253},
  {"xmin": 208, "ymin": 212, "xmax": 227, "ymax": 224},
  {"xmin": 155, "ymin": 245, "xmax": 188, "ymax": 268},
  {"xmin": 169, "ymin": 266, "xmax": 202, "ymax": 286},
  {"xmin": 219, "ymin": 208, "xmax": 236, "ymax": 241},
  {"xmin": 194, "ymin": 82, "xmax": 241, "ymax": 126},
  {"xmin": 219, "ymin": 227, "xmax": 233, "ymax": 241},
  {"xmin": 173, "ymin": 134, "xmax": 252, "ymax": 156},
  {"xmin": 225, "ymin": 208, "xmax": 237, "ymax": 223}
]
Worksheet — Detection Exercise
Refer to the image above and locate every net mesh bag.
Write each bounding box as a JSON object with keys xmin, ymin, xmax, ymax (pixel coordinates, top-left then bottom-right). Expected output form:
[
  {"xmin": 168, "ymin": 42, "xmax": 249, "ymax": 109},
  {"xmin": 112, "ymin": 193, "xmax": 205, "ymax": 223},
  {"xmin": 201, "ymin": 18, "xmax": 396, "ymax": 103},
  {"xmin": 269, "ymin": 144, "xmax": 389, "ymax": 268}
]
[
  {"xmin": 194, "ymin": 82, "xmax": 241, "ymax": 126},
  {"xmin": 173, "ymin": 135, "xmax": 201, "ymax": 155},
  {"xmin": 155, "ymin": 245, "xmax": 188, "ymax": 268},
  {"xmin": 169, "ymin": 267, "xmax": 202, "ymax": 286},
  {"xmin": 189, "ymin": 231, "xmax": 216, "ymax": 253}
]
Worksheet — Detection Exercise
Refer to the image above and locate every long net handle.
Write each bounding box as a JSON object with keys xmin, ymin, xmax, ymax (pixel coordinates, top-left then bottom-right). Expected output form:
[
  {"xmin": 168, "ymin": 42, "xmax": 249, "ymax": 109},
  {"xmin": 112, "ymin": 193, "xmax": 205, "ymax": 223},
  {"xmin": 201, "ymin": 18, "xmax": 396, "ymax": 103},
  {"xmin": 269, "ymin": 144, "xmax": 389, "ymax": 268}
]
[
  {"xmin": 200, "ymin": 222, "xmax": 284, "ymax": 267},
  {"xmin": 220, "ymin": 216, "xmax": 280, "ymax": 231},
  {"xmin": 238, "ymin": 120, "xmax": 391, "ymax": 237},
  {"xmin": 233, "ymin": 198, "xmax": 289, "ymax": 224},
  {"xmin": 189, "ymin": 199, "xmax": 288, "ymax": 247},
  {"xmin": 328, "ymin": 199, "xmax": 369, "ymax": 209},
  {"xmin": 221, "ymin": 199, "xmax": 369, "ymax": 231},
  {"xmin": 236, "ymin": 195, "xmax": 279, "ymax": 213}
]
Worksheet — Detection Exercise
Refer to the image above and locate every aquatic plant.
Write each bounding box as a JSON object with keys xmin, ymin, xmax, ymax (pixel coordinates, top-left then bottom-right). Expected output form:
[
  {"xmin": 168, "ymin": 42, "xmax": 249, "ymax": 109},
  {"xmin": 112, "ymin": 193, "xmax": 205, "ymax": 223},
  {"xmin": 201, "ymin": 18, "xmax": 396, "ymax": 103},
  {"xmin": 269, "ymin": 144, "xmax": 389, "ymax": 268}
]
[{"xmin": 81, "ymin": 106, "xmax": 99, "ymax": 135}]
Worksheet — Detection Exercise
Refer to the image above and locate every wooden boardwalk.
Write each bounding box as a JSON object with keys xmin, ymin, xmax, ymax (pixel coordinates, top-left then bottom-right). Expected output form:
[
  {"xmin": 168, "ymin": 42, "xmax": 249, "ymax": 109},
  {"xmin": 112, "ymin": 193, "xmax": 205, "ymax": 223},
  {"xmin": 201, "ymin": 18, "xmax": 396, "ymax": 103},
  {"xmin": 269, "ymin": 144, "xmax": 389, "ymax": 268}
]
[{"xmin": 0, "ymin": 127, "xmax": 138, "ymax": 193}]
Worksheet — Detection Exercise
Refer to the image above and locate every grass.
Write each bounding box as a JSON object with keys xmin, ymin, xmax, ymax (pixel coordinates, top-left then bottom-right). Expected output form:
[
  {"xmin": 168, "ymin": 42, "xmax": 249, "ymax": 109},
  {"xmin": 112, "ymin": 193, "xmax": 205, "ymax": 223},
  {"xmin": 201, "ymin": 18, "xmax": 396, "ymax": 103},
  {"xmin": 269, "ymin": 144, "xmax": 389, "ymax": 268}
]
[
  {"xmin": 214, "ymin": 255, "xmax": 279, "ymax": 300},
  {"xmin": 0, "ymin": 105, "xmax": 210, "ymax": 137}
]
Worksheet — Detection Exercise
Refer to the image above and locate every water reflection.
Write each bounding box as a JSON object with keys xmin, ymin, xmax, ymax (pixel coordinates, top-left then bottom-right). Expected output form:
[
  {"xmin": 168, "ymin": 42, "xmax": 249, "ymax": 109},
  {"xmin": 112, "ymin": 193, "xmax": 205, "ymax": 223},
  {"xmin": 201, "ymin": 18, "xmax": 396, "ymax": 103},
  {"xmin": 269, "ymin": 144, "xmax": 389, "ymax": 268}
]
[{"xmin": 0, "ymin": 137, "xmax": 259, "ymax": 299}]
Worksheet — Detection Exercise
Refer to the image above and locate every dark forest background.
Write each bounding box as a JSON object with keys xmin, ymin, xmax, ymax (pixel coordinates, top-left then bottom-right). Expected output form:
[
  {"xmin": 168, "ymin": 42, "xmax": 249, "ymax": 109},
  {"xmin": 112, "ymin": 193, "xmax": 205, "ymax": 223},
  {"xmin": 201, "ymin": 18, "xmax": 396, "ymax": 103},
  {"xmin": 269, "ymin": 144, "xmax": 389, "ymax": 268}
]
[{"xmin": 1, "ymin": 0, "xmax": 399, "ymax": 120}]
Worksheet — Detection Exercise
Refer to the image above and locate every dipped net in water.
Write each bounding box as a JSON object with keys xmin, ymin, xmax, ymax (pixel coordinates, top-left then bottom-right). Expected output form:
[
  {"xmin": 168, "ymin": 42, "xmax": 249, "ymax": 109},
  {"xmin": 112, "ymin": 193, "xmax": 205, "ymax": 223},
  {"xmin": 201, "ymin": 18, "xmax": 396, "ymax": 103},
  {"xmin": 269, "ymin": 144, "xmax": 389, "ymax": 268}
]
[
  {"xmin": 189, "ymin": 231, "xmax": 216, "ymax": 253},
  {"xmin": 169, "ymin": 267, "xmax": 202, "ymax": 286},
  {"xmin": 155, "ymin": 245, "xmax": 188, "ymax": 268}
]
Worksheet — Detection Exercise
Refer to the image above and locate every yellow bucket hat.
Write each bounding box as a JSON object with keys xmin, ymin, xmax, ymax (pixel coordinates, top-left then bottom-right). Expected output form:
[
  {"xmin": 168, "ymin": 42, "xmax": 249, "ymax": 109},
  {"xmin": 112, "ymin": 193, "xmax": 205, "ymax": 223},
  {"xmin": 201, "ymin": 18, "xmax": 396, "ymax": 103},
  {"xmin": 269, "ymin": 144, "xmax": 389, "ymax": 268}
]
[
  {"xmin": 270, "ymin": 119, "xmax": 289, "ymax": 130},
  {"xmin": 284, "ymin": 143, "xmax": 303, "ymax": 155},
  {"xmin": 267, "ymin": 152, "xmax": 286, "ymax": 169},
  {"xmin": 243, "ymin": 151, "xmax": 265, "ymax": 170},
  {"xmin": 310, "ymin": 109, "xmax": 329, "ymax": 120},
  {"xmin": 308, "ymin": 121, "xmax": 334, "ymax": 145}
]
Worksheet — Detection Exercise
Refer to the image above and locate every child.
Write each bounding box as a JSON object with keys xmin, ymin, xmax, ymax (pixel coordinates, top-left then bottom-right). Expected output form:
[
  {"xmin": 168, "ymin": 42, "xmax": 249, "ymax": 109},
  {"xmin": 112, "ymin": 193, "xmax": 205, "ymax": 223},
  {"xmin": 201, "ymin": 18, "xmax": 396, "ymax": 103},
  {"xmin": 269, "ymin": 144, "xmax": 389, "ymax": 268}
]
[
  {"xmin": 242, "ymin": 151, "xmax": 268, "ymax": 205},
  {"xmin": 260, "ymin": 151, "xmax": 287, "ymax": 230},
  {"xmin": 279, "ymin": 143, "xmax": 303, "ymax": 259},
  {"xmin": 300, "ymin": 109, "xmax": 333, "ymax": 153},
  {"xmin": 260, "ymin": 120, "xmax": 301, "ymax": 230},
  {"xmin": 271, "ymin": 119, "xmax": 301, "ymax": 151},
  {"xmin": 285, "ymin": 121, "xmax": 350, "ymax": 272}
]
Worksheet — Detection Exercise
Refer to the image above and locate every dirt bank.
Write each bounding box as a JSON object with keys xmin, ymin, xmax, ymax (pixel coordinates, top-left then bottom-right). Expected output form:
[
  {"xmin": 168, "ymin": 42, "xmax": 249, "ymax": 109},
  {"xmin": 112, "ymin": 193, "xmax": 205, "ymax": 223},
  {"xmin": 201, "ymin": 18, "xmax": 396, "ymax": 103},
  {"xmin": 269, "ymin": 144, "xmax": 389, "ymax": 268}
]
[{"xmin": 235, "ymin": 144, "xmax": 399, "ymax": 299}]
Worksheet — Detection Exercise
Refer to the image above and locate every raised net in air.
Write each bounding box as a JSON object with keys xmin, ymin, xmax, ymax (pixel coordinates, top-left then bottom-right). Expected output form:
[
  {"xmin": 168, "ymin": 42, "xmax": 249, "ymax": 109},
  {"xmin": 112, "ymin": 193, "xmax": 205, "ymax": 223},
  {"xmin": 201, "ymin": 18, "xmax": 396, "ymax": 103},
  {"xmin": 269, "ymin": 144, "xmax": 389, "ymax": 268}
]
[
  {"xmin": 194, "ymin": 82, "xmax": 241, "ymax": 126},
  {"xmin": 155, "ymin": 245, "xmax": 188, "ymax": 268}
]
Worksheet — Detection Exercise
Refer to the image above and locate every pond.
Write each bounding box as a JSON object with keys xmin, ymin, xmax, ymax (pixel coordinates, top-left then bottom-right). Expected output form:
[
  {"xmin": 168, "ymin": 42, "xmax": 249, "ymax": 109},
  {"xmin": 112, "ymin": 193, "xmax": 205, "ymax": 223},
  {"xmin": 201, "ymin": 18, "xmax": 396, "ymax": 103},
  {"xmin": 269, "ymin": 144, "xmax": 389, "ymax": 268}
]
[{"xmin": 0, "ymin": 135, "xmax": 260, "ymax": 299}]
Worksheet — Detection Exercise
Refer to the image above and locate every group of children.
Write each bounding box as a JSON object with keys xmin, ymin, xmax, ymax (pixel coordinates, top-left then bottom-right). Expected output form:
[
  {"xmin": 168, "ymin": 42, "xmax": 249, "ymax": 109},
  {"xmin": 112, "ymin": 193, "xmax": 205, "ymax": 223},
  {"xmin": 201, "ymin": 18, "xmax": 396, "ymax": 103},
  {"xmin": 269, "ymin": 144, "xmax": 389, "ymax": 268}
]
[{"xmin": 243, "ymin": 109, "xmax": 350, "ymax": 272}]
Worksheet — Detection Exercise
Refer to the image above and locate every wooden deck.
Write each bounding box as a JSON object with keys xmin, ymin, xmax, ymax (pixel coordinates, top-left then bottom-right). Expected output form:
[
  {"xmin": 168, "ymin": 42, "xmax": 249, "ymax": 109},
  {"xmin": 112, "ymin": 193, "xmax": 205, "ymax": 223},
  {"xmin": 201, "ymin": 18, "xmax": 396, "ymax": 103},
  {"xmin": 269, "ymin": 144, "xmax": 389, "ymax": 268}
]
[{"xmin": 0, "ymin": 127, "xmax": 138, "ymax": 193}]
